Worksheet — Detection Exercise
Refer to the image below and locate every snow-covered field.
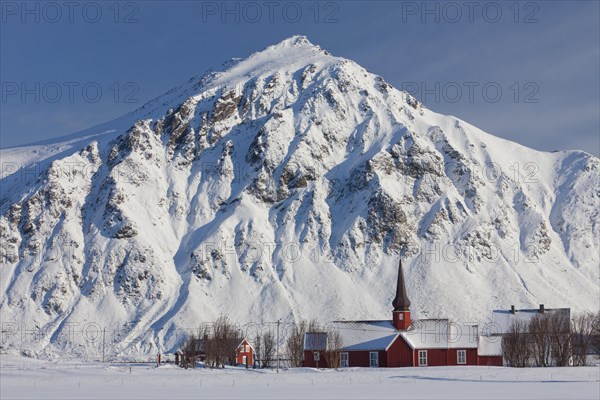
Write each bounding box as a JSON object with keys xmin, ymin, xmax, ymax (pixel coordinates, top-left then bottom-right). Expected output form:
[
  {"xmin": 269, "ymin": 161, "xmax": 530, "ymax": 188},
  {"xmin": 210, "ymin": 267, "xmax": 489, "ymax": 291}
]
[{"xmin": 1, "ymin": 355, "xmax": 598, "ymax": 400}]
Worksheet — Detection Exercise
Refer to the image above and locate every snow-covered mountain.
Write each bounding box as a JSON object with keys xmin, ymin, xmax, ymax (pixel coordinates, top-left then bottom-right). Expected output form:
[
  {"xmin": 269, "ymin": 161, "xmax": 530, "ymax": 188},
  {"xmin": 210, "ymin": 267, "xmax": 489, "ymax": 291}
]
[{"xmin": 1, "ymin": 36, "xmax": 598, "ymax": 358}]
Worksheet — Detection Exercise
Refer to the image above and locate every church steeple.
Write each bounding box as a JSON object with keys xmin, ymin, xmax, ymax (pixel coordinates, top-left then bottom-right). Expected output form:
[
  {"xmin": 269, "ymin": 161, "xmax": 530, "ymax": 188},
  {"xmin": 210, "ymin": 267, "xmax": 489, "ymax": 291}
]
[
  {"xmin": 392, "ymin": 258, "xmax": 411, "ymax": 330},
  {"xmin": 392, "ymin": 258, "xmax": 411, "ymax": 311}
]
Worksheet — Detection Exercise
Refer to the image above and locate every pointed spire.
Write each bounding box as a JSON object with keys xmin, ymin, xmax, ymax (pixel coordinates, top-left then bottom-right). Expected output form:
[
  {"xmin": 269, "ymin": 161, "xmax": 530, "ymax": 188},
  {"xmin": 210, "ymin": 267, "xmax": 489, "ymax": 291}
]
[{"xmin": 392, "ymin": 258, "xmax": 411, "ymax": 311}]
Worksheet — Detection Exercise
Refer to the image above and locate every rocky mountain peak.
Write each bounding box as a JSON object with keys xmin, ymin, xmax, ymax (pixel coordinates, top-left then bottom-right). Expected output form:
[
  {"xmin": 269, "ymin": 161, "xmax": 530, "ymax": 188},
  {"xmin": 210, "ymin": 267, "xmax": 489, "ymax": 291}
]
[{"xmin": 0, "ymin": 37, "xmax": 598, "ymax": 358}]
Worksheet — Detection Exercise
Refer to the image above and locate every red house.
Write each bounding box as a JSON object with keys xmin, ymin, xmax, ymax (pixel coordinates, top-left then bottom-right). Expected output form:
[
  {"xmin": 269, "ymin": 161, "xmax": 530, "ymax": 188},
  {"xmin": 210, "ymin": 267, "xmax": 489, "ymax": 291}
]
[
  {"xmin": 176, "ymin": 337, "xmax": 255, "ymax": 367},
  {"xmin": 303, "ymin": 259, "xmax": 498, "ymax": 368},
  {"xmin": 235, "ymin": 338, "xmax": 254, "ymax": 366}
]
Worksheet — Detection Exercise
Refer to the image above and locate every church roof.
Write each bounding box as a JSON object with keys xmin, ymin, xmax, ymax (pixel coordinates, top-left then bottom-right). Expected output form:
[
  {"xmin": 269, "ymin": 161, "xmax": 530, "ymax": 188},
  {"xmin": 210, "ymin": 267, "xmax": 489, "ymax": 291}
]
[
  {"xmin": 304, "ymin": 319, "xmax": 479, "ymax": 352},
  {"xmin": 335, "ymin": 321, "xmax": 399, "ymax": 351},
  {"xmin": 400, "ymin": 319, "xmax": 479, "ymax": 349}
]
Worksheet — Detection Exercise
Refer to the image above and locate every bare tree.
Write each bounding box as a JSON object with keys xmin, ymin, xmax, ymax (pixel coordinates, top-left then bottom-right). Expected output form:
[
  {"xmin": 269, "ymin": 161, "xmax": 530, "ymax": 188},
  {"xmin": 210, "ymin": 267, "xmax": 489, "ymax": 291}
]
[
  {"xmin": 202, "ymin": 324, "xmax": 219, "ymax": 368},
  {"xmin": 323, "ymin": 327, "xmax": 343, "ymax": 369},
  {"xmin": 529, "ymin": 314, "xmax": 552, "ymax": 367},
  {"xmin": 307, "ymin": 319, "xmax": 320, "ymax": 332},
  {"xmin": 261, "ymin": 331, "xmax": 276, "ymax": 368},
  {"xmin": 593, "ymin": 311, "xmax": 600, "ymax": 356},
  {"xmin": 548, "ymin": 312, "xmax": 571, "ymax": 367},
  {"xmin": 202, "ymin": 316, "xmax": 241, "ymax": 368},
  {"xmin": 180, "ymin": 333, "xmax": 199, "ymax": 369},
  {"xmin": 286, "ymin": 320, "xmax": 307, "ymax": 368},
  {"xmin": 572, "ymin": 312, "xmax": 595, "ymax": 366},
  {"xmin": 502, "ymin": 319, "xmax": 531, "ymax": 367},
  {"xmin": 284, "ymin": 319, "xmax": 320, "ymax": 367}
]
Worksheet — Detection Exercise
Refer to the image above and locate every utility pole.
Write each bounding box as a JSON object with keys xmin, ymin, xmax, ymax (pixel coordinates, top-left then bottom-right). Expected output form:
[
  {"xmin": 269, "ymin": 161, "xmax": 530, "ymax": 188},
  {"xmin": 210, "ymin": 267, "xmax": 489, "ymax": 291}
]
[
  {"xmin": 102, "ymin": 327, "xmax": 106, "ymax": 363},
  {"xmin": 276, "ymin": 320, "xmax": 280, "ymax": 373},
  {"xmin": 255, "ymin": 334, "xmax": 260, "ymax": 369}
]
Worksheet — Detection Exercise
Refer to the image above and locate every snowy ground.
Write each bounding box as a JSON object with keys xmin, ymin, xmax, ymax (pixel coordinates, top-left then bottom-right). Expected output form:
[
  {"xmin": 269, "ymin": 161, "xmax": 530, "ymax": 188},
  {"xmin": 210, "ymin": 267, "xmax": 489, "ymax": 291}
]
[{"xmin": 0, "ymin": 355, "xmax": 598, "ymax": 400}]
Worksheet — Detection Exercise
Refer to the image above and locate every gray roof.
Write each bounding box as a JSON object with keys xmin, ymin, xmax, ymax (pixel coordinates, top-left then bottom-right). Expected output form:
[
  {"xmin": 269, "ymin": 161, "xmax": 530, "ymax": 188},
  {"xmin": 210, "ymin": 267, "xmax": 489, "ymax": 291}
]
[
  {"xmin": 491, "ymin": 308, "xmax": 570, "ymax": 334},
  {"xmin": 335, "ymin": 321, "xmax": 399, "ymax": 351},
  {"xmin": 304, "ymin": 332, "xmax": 328, "ymax": 351},
  {"xmin": 400, "ymin": 319, "xmax": 479, "ymax": 349},
  {"xmin": 304, "ymin": 321, "xmax": 398, "ymax": 352},
  {"xmin": 303, "ymin": 319, "xmax": 479, "ymax": 352}
]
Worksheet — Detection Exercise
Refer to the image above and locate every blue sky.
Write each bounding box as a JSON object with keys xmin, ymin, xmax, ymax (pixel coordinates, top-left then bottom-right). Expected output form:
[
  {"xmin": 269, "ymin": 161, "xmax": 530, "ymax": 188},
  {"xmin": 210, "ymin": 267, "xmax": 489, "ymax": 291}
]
[{"xmin": 1, "ymin": 1, "xmax": 598, "ymax": 156}]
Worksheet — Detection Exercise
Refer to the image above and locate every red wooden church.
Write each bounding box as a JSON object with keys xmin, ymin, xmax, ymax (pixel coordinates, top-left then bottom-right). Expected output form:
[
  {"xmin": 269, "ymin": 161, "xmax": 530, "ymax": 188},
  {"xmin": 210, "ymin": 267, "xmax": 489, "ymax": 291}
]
[{"xmin": 303, "ymin": 259, "xmax": 500, "ymax": 368}]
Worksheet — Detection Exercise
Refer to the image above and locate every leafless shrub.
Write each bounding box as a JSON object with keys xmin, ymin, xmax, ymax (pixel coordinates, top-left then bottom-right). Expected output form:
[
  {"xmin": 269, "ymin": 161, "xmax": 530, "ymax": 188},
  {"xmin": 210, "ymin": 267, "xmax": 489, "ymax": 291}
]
[
  {"xmin": 502, "ymin": 319, "xmax": 531, "ymax": 367},
  {"xmin": 286, "ymin": 320, "xmax": 307, "ymax": 367},
  {"xmin": 572, "ymin": 312, "xmax": 596, "ymax": 366},
  {"xmin": 323, "ymin": 327, "xmax": 343, "ymax": 369},
  {"xmin": 529, "ymin": 314, "xmax": 552, "ymax": 367},
  {"xmin": 285, "ymin": 319, "xmax": 319, "ymax": 367},
  {"xmin": 593, "ymin": 311, "xmax": 600, "ymax": 353},
  {"xmin": 260, "ymin": 331, "xmax": 275, "ymax": 368},
  {"xmin": 180, "ymin": 333, "xmax": 199, "ymax": 369},
  {"xmin": 202, "ymin": 315, "xmax": 241, "ymax": 368},
  {"xmin": 548, "ymin": 312, "xmax": 571, "ymax": 367}
]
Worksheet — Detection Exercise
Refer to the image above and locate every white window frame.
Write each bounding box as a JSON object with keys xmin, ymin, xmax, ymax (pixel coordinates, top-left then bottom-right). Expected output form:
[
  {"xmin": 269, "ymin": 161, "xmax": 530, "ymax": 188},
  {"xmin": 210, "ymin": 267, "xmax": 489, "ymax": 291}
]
[
  {"xmin": 340, "ymin": 352, "xmax": 349, "ymax": 368},
  {"xmin": 313, "ymin": 351, "xmax": 320, "ymax": 361},
  {"xmin": 457, "ymin": 349, "xmax": 467, "ymax": 365},
  {"xmin": 242, "ymin": 355, "xmax": 247, "ymax": 365},
  {"xmin": 369, "ymin": 352, "xmax": 379, "ymax": 368},
  {"xmin": 418, "ymin": 350, "xmax": 428, "ymax": 366}
]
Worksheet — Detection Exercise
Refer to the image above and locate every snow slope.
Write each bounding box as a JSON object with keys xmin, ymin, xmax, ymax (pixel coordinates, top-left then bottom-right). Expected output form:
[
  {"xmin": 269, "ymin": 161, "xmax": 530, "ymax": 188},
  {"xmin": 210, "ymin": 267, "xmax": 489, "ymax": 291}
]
[{"xmin": 0, "ymin": 36, "xmax": 598, "ymax": 358}]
